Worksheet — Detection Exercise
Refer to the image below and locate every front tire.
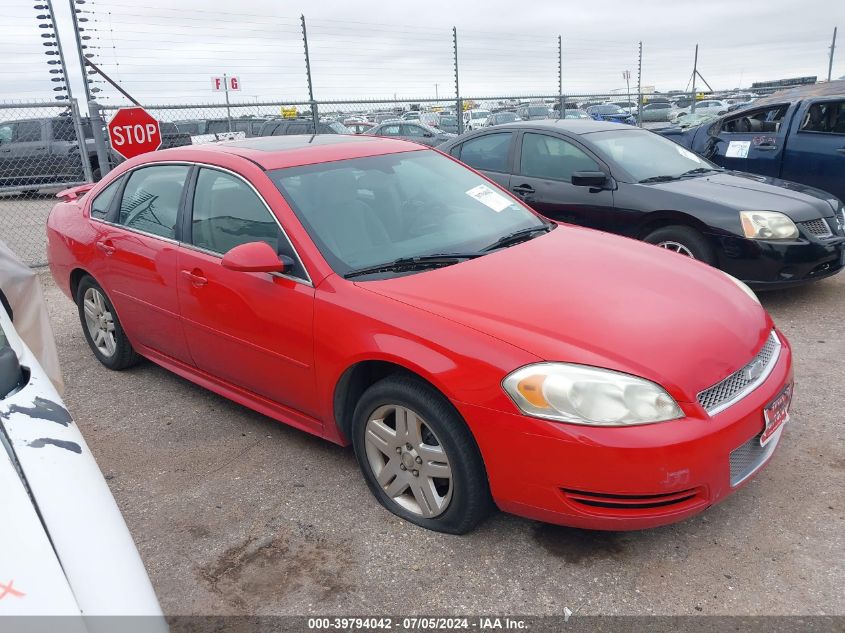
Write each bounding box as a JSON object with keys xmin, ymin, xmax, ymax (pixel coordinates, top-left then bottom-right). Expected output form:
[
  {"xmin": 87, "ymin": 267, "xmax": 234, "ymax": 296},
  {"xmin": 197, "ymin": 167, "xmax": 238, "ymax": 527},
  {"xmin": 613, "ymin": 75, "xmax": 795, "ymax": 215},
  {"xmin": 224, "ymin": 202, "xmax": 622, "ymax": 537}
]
[
  {"xmin": 643, "ymin": 225, "xmax": 715, "ymax": 265},
  {"xmin": 76, "ymin": 276, "xmax": 141, "ymax": 370},
  {"xmin": 351, "ymin": 374, "xmax": 492, "ymax": 534}
]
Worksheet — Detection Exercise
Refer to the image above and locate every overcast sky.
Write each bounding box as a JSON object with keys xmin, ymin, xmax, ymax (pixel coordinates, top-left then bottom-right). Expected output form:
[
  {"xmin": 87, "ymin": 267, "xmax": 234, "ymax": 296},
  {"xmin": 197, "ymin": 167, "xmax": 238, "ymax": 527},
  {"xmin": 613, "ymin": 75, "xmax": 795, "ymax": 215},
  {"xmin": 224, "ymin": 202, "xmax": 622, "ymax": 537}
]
[{"xmin": 3, "ymin": 0, "xmax": 842, "ymax": 112}]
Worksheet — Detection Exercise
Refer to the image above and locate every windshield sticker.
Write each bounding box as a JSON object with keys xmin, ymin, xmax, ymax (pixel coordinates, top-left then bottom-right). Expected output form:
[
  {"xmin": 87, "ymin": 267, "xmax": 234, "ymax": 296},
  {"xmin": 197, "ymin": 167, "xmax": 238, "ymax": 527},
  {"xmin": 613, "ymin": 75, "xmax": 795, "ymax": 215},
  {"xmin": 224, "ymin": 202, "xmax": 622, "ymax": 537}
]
[
  {"xmin": 465, "ymin": 184, "xmax": 513, "ymax": 212},
  {"xmin": 725, "ymin": 140, "xmax": 751, "ymax": 158}
]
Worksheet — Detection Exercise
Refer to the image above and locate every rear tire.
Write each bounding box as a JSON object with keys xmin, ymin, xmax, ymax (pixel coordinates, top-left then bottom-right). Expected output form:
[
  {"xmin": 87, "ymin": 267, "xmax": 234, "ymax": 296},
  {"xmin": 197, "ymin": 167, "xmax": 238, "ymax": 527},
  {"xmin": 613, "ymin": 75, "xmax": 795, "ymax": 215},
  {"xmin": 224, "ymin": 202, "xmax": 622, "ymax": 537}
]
[
  {"xmin": 351, "ymin": 374, "xmax": 492, "ymax": 534},
  {"xmin": 76, "ymin": 276, "xmax": 141, "ymax": 370},
  {"xmin": 643, "ymin": 225, "xmax": 715, "ymax": 265}
]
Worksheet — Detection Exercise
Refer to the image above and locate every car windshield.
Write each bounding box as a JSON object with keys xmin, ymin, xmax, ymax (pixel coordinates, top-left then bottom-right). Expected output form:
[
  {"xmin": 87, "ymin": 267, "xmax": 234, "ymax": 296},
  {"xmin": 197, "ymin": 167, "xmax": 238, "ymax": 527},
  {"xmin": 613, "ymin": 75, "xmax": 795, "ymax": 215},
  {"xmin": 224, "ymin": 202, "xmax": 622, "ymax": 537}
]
[
  {"xmin": 564, "ymin": 110, "xmax": 590, "ymax": 119},
  {"xmin": 270, "ymin": 151, "xmax": 546, "ymax": 277},
  {"xmin": 527, "ymin": 106, "xmax": 549, "ymax": 116},
  {"xmin": 592, "ymin": 105, "xmax": 625, "ymax": 114},
  {"xmin": 440, "ymin": 116, "xmax": 457, "ymax": 125},
  {"xmin": 588, "ymin": 128, "xmax": 716, "ymax": 182},
  {"xmin": 497, "ymin": 112, "xmax": 519, "ymax": 122},
  {"xmin": 471, "ymin": 111, "xmax": 491, "ymax": 119},
  {"xmin": 328, "ymin": 122, "xmax": 351, "ymax": 134}
]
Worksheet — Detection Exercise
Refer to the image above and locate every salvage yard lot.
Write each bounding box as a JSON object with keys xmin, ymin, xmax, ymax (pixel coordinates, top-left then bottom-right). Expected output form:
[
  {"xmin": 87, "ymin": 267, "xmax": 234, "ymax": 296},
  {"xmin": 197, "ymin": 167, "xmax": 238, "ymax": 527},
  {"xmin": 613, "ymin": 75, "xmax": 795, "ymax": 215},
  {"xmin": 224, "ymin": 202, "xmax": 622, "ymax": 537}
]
[{"xmin": 40, "ymin": 268, "xmax": 844, "ymax": 616}]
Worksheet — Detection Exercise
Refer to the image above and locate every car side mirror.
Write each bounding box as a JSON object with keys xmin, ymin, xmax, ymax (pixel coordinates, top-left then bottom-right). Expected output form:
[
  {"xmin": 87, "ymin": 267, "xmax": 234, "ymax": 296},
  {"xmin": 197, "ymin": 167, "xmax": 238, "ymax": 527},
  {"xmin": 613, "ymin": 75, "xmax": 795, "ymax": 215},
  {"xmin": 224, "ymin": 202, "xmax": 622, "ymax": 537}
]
[
  {"xmin": 571, "ymin": 171, "xmax": 608, "ymax": 187},
  {"xmin": 221, "ymin": 241, "xmax": 292, "ymax": 274}
]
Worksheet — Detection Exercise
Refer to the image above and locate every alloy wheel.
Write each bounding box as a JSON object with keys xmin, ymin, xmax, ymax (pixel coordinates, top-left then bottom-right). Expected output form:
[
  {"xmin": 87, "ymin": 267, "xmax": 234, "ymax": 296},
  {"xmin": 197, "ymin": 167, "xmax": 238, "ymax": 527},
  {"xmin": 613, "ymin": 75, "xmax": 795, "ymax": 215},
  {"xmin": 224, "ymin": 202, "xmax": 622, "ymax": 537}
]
[
  {"xmin": 82, "ymin": 287, "xmax": 117, "ymax": 357},
  {"xmin": 656, "ymin": 240, "xmax": 695, "ymax": 258},
  {"xmin": 364, "ymin": 404, "xmax": 453, "ymax": 518}
]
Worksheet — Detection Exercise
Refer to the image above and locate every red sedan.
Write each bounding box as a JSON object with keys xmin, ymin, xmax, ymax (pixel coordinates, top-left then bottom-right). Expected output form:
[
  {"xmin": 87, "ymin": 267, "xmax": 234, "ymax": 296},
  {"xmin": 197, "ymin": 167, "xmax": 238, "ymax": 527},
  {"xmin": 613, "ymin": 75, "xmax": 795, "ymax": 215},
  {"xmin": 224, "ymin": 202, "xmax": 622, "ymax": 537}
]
[{"xmin": 47, "ymin": 135, "xmax": 793, "ymax": 534}]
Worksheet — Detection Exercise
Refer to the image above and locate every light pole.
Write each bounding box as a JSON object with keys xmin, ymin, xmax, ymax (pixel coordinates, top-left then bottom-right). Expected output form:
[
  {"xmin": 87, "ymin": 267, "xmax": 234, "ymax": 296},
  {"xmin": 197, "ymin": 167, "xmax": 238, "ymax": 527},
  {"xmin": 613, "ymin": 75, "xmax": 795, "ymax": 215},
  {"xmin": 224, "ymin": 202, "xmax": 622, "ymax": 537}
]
[{"xmin": 435, "ymin": 83, "xmax": 439, "ymax": 101}]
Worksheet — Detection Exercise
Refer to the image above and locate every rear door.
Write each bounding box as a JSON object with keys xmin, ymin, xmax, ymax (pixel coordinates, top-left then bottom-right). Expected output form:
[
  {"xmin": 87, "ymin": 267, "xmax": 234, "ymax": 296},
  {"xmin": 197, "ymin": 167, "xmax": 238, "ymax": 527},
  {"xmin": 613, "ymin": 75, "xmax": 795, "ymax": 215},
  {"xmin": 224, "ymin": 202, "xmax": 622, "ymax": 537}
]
[
  {"xmin": 447, "ymin": 131, "xmax": 514, "ymax": 188},
  {"xmin": 702, "ymin": 103, "xmax": 792, "ymax": 176},
  {"xmin": 781, "ymin": 98, "xmax": 845, "ymax": 201},
  {"xmin": 98, "ymin": 163, "xmax": 193, "ymax": 363},
  {"xmin": 8, "ymin": 120, "xmax": 47, "ymax": 182},
  {"xmin": 510, "ymin": 131, "xmax": 614, "ymax": 229},
  {"xmin": 176, "ymin": 166, "xmax": 318, "ymax": 421}
]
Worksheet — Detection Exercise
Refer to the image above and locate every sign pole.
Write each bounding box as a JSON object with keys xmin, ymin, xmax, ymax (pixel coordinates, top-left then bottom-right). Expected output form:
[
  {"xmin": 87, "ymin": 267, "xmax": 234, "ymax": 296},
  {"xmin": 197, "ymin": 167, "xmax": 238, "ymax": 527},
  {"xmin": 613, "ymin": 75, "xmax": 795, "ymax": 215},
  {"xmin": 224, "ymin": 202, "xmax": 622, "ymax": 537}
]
[{"xmin": 224, "ymin": 73, "xmax": 233, "ymax": 132}]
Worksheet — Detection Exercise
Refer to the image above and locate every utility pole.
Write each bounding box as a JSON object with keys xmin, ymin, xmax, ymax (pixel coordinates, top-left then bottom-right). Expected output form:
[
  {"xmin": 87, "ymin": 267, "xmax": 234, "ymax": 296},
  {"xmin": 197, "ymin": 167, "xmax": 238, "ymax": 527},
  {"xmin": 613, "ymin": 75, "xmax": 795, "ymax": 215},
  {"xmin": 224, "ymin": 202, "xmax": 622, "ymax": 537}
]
[
  {"xmin": 558, "ymin": 35, "xmax": 564, "ymax": 118},
  {"xmin": 691, "ymin": 44, "xmax": 699, "ymax": 114},
  {"xmin": 453, "ymin": 26, "xmax": 463, "ymax": 133},
  {"xmin": 435, "ymin": 83, "xmax": 439, "ymax": 101},
  {"xmin": 636, "ymin": 41, "xmax": 643, "ymax": 126},
  {"xmin": 301, "ymin": 14, "xmax": 317, "ymax": 133},
  {"xmin": 829, "ymin": 27, "xmax": 838, "ymax": 82}
]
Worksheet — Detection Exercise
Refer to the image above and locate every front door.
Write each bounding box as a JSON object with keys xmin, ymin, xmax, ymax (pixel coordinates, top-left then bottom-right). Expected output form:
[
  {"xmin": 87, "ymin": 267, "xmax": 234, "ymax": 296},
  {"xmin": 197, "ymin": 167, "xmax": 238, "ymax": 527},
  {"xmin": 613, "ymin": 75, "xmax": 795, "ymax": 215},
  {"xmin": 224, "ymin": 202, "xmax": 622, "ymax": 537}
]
[
  {"xmin": 99, "ymin": 163, "xmax": 193, "ymax": 363},
  {"xmin": 510, "ymin": 131, "xmax": 614, "ymax": 229},
  {"xmin": 176, "ymin": 166, "xmax": 318, "ymax": 420},
  {"xmin": 702, "ymin": 103, "xmax": 791, "ymax": 177},
  {"xmin": 781, "ymin": 99, "xmax": 845, "ymax": 202}
]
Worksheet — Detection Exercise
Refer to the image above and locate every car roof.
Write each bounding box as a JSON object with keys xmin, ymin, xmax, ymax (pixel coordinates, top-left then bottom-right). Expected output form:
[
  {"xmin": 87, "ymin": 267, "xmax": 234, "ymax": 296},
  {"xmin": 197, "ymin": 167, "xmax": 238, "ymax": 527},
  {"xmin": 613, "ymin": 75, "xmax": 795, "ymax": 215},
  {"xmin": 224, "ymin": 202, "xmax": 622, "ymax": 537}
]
[
  {"xmin": 483, "ymin": 119, "xmax": 634, "ymax": 134},
  {"xmin": 152, "ymin": 134, "xmax": 426, "ymax": 170},
  {"xmin": 749, "ymin": 79, "xmax": 845, "ymax": 107}
]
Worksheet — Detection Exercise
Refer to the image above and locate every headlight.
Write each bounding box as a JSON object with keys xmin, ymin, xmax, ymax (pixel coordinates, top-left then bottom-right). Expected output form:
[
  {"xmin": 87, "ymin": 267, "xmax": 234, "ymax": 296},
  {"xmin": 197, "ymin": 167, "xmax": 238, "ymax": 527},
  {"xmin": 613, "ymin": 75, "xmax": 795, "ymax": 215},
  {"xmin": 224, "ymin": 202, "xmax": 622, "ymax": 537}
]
[
  {"xmin": 502, "ymin": 363, "xmax": 683, "ymax": 426},
  {"xmin": 722, "ymin": 271, "xmax": 760, "ymax": 305},
  {"xmin": 739, "ymin": 210, "xmax": 798, "ymax": 240}
]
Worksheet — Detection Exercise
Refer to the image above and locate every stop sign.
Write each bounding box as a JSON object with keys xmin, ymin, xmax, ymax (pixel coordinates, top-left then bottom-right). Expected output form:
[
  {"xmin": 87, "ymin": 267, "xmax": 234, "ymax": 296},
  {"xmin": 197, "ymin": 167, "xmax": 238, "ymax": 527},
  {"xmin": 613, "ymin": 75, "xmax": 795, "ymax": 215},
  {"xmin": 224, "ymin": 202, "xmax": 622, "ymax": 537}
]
[{"xmin": 107, "ymin": 107, "xmax": 162, "ymax": 160}]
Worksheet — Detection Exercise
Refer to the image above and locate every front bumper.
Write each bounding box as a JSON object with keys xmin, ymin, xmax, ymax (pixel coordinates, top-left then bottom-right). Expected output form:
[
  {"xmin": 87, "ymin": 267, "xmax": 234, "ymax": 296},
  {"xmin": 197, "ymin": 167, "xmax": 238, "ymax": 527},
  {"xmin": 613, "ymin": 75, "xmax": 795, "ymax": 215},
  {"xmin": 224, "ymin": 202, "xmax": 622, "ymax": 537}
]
[
  {"xmin": 456, "ymin": 333, "xmax": 793, "ymax": 530},
  {"xmin": 709, "ymin": 232, "xmax": 845, "ymax": 290}
]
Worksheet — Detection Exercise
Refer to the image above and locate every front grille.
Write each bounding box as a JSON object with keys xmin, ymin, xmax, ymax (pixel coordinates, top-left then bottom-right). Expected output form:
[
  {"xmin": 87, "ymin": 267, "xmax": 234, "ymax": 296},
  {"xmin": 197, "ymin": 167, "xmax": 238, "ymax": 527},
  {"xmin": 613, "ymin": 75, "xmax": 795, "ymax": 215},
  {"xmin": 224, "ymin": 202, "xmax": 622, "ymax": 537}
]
[
  {"xmin": 729, "ymin": 426, "xmax": 783, "ymax": 486},
  {"xmin": 562, "ymin": 488, "xmax": 701, "ymax": 511},
  {"xmin": 697, "ymin": 331, "xmax": 780, "ymax": 415},
  {"xmin": 800, "ymin": 218, "xmax": 833, "ymax": 238}
]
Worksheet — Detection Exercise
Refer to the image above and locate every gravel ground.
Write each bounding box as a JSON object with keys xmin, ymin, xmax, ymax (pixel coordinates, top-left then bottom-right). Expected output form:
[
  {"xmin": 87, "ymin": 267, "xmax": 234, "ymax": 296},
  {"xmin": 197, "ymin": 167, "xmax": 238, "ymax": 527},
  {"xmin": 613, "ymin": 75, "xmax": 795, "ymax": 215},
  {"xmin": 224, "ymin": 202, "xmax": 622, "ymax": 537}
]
[{"xmin": 38, "ymin": 267, "xmax": 844, "ymax": 617}]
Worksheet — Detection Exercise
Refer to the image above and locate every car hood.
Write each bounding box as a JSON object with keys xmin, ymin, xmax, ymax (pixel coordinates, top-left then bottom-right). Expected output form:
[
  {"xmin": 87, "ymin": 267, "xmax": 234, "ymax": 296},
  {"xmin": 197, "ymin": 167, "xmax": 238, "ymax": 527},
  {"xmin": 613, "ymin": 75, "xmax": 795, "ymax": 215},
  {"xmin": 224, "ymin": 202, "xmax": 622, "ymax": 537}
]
[
  {"xmin": 643, "ymin": 171, "xmax": 834, "ymax": 220},
  {"xmin": 358, "ymin": 226, "xmax": 772, "ymax": 402}
]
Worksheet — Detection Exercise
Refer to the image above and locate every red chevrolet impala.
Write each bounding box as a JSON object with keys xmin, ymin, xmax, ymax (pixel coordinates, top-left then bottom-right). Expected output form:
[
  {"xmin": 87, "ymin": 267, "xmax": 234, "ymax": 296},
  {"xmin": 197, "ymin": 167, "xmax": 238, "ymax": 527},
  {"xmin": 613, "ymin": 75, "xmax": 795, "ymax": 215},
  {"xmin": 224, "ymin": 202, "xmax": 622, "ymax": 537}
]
[{"xmin": 47, "ymin": 135, "xmax": 793, "ymax": 534}]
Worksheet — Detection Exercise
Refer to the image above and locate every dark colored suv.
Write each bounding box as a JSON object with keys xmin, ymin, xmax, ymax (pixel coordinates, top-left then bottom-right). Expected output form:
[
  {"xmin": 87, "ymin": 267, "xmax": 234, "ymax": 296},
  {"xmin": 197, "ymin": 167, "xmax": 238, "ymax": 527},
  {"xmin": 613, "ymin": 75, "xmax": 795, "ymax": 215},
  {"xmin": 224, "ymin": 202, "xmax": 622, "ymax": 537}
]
[{"xmin": 259, "ymin": 119, "xmax": 351, "ymax": 136}]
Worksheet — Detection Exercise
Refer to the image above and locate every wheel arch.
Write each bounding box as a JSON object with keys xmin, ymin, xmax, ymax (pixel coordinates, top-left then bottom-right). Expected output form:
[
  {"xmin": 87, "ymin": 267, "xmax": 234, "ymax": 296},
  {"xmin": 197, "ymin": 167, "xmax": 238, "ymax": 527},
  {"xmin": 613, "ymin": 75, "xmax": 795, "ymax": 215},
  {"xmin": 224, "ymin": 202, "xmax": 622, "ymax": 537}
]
[
  {"xmin": 635, "ymin": 210, "xmax": 714, "ymax": 240},
  {"xmin": 332, "ymin": 357, "xmax": 458, "ymax": 445},
  {"xmin": 69, "ymin": 267, "xmax": 94, "ymax": 301}
]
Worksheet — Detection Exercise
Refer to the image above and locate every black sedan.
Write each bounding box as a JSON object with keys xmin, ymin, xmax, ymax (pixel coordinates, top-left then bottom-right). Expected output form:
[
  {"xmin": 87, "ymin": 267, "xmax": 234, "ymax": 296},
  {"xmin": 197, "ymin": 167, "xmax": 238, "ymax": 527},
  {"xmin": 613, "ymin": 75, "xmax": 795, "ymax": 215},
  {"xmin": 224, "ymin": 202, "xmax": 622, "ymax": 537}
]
[
  {"xmin": 437, "ymin": 120, "xmax": 845, "ymax": 289},
  {"xmin": 365, "ymin": 120, "xmax": 455, "ymax": 147}
]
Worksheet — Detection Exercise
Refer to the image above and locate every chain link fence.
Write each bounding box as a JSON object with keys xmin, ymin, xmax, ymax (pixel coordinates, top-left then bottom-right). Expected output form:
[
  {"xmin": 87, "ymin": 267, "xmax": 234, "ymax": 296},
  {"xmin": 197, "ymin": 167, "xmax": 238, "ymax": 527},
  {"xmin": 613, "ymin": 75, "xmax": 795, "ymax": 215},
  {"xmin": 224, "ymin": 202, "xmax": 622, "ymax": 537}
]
[{"xmin": 0, "ymin": 100, "xmax": 92, "ymax": 266}]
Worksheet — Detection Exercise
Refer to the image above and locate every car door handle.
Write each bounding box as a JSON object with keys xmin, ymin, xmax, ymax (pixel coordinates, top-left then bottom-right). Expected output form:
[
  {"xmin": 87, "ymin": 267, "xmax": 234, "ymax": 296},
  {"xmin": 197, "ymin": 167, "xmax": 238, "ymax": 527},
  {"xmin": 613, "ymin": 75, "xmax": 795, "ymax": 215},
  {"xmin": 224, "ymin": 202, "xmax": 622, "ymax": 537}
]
[
  {"xmin": 95, "ymin": 240, "xmax": 116, "ymax": 256},
  {"xmin": 512, "ymin": 184, "xmax": 535, "ymax": 196},
  {"xmin": 181, "ymin": 269, "xmax": 208, "ymax": 287}
]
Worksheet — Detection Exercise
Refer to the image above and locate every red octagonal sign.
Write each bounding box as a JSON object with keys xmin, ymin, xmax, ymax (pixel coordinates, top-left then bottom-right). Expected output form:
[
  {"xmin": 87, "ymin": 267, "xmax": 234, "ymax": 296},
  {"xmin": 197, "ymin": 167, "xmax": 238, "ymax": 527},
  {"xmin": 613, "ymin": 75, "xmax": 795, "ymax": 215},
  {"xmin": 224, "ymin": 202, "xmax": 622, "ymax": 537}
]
[{"xmin": 107, "ymin": 107, "xmax": 162, "ymax": 160}]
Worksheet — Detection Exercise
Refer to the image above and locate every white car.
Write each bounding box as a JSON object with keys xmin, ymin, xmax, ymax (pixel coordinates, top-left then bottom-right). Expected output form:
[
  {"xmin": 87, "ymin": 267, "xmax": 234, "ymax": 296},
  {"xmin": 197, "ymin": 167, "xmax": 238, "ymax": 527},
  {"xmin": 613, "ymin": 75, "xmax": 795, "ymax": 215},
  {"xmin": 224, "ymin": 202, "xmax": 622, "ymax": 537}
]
[
  {"xmin": 0, "ymin": 245, "xmax": 165, "ymax": 623},
  {"xmin": 668, "ymin": 99, "xmax": 729, "ymax": 123},
  {"xmin": 462, "ymin": 109, "xmax": 491, "ymax": 130}
]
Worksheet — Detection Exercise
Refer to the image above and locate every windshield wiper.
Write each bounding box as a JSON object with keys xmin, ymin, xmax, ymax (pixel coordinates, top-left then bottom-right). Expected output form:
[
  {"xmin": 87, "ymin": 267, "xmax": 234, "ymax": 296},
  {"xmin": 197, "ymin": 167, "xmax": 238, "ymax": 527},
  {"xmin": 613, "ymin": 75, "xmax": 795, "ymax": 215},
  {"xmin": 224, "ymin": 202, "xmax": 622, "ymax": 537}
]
[
  {"xmin": 679, "ymin": 167, "xmax": 722, "ymax": 177},
  {"xmin": 481, "ymin": 224, "xmax": 553, "ymax": 252},
  {"xmin": 343, "ymin": 253, "xmax": 482, "ymax": 279},
  {"xmin": 638, "ymin": 175, "xmax": 681, "ymax": 184}
]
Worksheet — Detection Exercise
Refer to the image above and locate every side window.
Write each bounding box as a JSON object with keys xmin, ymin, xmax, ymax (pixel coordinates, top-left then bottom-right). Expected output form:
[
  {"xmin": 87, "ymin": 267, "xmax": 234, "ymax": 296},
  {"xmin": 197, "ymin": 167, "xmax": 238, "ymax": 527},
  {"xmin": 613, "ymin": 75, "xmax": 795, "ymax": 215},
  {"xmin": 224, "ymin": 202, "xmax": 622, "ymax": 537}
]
[
  {"xmin": 191, "ymin": 168, "xmax": 306, "ymax": 279},
  {"xmin": 721, "ymin": 104, "xmax": 789, "ymax": 134},
  {"xmin": 520, "ymin": 133, "xmax": 599, "ymax": 181},
  {"xmin": 380, "ymin": 124, "xmax": 401, "ymax": 136},
  {"xmin": 800, "ymin": 101, "xmax": 845, "ymax": 135},
  {"xmin": 13, "ymin": 121, "xmax": 42, "ymax": 143},
  {"xmin": 401, "ymin": 124, "xmax": 427, "ymax": 138},
  {"xmin": 90, "ymin": 177, "xmax": 122, "ymax": 220},
  {"xmin": 117, "ymin": 165, "xmax": 189, "ymax": 239},
  {"xmin": 457, "ymin": 133, "xmax": 513, "ymax": 172},
  {"xmin": 0, "ymin": 124, "xmax": 13, "ymax": 144},
  {"xmin": 51, "ymin": 119, "xmax": 77, "ymax": 141}
]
